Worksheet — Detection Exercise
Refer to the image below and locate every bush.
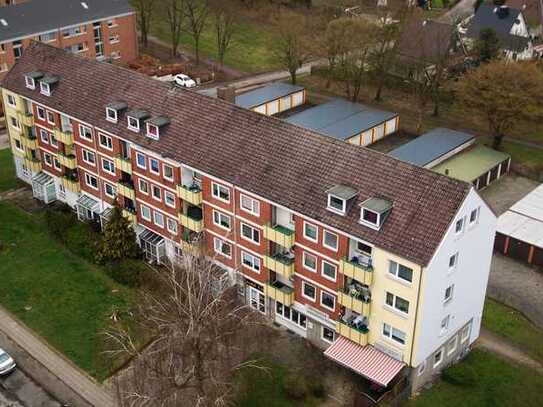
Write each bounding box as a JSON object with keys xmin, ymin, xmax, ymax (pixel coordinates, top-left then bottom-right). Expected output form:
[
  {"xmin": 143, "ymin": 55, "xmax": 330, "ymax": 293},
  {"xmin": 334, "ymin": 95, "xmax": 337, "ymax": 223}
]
[
  {"xmin": 44, "ymin": 204, "xmax": 74, "ymax": 241},
  {"xmin": 106, "ymin": 258, "xmax": 148, "ymax": 287},
  {"xmin": 308, "ymin": 376, "xmax": 326, "ymax": 398},
  {"xmin": 64, "ymin": 222, "xmax": 100, "ymax": 263},
  {"xmin": 283, "ymin": 372, "xmax": 309, "ymax": 400},
  {"xmin": 442, "ymin": 362, "xmax": 478, "ymax": 387}
]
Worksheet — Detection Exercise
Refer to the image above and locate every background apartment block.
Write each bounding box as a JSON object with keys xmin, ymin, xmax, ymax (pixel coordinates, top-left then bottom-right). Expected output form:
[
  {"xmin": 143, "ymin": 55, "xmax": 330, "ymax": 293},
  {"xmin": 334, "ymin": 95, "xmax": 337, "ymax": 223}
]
[
  {"xmin": 1, "ymin": 43, "xmax": 497, "ymax": 398},
  {"xmin": 0, "ymin": 0, "xmax": 137, "ymax": 77}
]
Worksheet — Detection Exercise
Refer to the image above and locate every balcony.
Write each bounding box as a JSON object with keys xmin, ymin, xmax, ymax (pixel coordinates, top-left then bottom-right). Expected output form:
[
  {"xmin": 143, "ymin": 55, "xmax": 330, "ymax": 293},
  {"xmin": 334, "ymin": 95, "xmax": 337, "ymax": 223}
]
[
  {"xmin": 267, "ymin": 280, "xmax": 294, "ymax": 306},
  {"xmin": 116, "ymin": 181, "xmax": 135, "ymax": 200},
  {"xmin": 23, "ymin": 157, "xmax": 41, "ymax": 172},
  {"xmin": 263, "ymin": 224, "xmax": 295, "ymax": 248},
  {"xmin": 338, "ymin": 291, "xmax": 371, "ymax": 316},
  {"xmin": 340, "ymin": 258, "xmax": 373, "ymax": 286},
  {"xmin": 58, "ymin": 153, "xmax": 77, "ymax": 169},
  {"xmin": 122, "ymin": 208, "xmax": 137, "ymax": 225},
  {"xmin": 21, "ymin": 134, "xmax": 38, "ymax": 149},
  {"xmin": 114, "ymin": 156, "xmax": 132, "ymax": 174},
  {"xmin": 61, "ymin": 175, "xmax": 80, "ymax": 193},
  {"xmin": 336, "ymin": 320, "xmax": 369, "ymax": 346},
  {"xmin": 179, "ymin": 206, "xmax": 203, "ymax": 233},
  {"xmin": 17, "ymin": 112, "xmax": 33, "ymax": 127},
  {"xmin": 264, "ymin": 253, "xmax": 295, "ymax": 278},
  {"xmin": 54, "ymin": 128, "xmax": 74, "ymax": 145},
  {"xmin": 177, "ymin": 184, "xmax": 202, "ymax": 206}
]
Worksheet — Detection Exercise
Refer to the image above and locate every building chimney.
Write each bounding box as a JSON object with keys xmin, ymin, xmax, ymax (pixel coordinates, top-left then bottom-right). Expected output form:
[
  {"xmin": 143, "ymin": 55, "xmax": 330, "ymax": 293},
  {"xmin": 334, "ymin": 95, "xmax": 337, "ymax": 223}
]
[{"xmin": 217, "ymin": 86, "xmax": 236, "ymax": 103}]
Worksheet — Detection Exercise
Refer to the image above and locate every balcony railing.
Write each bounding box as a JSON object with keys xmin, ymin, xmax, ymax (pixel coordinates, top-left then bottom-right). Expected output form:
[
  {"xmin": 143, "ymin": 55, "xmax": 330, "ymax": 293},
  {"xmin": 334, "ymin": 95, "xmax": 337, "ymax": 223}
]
[
  {"xmin": 21, "ymin": 134, "xmax": 38, "ymax": 149},
  {"xmin": 122, "ymin": 208, "xmax": 137, "ymax": 225},
  {"xmin": 17, "ymin": 112, "xmax": 34, "ymax": 127},
  {"xmin": 58, "ymin": 153, "xmax": 77, "ymax": 169},
  {"xmin": 23, "ymin": 157, "xmax": 41, "ymax": 173},
  {"xmin": 337, "ymin": 291, "xmax": 371, "ymax": 316},
  {"xmin": 336, "ymin": 320, "xmax": 369, "ymax": 346},
  {"xmin": 177, "ymin": 184, "xmax": 202, "ymax": 206},
  {"xmin": 267, "ymin": 281, "xmax": 294, "ymax": 306},
  {"xmin": 263, "ymin": 224, "xmax": 295, "ymax": 248},
  {"xmin": 61, "ymin": 175, "xmax": 80, "ymax": 193},
  {"xmin": 114, "ymin": 155, "xmax": 132, "ymax": 174},
  {"xmin": 116, "ymin": 181, "xmax": 135, "ymax": 200},
  {"xmin": 340, "ymin": 258, "xmax": 373, "ymax": 286},
  {"xmin": 54, "ymin": 128, "xmax": 74, "ymax": 145},
  {"xmin": 179, "ymin": 209, "xmax": 203, "ymax": 233},
  {"xmin": 264, "ymin": 253, "xmax": 295, "ymax": 278}
]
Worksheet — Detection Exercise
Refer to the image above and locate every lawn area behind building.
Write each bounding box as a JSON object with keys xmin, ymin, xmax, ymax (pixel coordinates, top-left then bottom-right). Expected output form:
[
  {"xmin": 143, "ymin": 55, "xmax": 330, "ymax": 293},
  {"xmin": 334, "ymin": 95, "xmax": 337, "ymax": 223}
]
[
  {"xmin": 0, "ymin": 201, "xmax": 133, "ymax": 380},
  {"xmin": 0, "ymin": 149, "xmax": 19, "ymax": 192}
]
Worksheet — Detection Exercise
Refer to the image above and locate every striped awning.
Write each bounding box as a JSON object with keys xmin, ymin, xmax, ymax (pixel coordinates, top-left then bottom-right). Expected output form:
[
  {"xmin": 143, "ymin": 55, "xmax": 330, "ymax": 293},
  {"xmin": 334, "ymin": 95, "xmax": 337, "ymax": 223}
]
[
  {"xmin": 32, "ymin": 172, "xmax": 53, "ymax": 186},
  {"xmin": 76, "ymin": 194, "xmax": 100, "ymax": 211},
  {"xmin": 324, "ymin": 336, "xmax": 405, "ymax": 387}
]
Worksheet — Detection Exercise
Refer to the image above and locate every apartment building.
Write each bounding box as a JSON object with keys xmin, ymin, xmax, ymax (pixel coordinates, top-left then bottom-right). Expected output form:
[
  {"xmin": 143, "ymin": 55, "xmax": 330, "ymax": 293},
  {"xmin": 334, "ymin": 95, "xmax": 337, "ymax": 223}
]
[
  {"xmin": 0, "ymin": 0, "xmax": 137, "ymax": 78},
  {"xmin": 1, "ymin": 42, "xmax": 496, "ymax": 398}
]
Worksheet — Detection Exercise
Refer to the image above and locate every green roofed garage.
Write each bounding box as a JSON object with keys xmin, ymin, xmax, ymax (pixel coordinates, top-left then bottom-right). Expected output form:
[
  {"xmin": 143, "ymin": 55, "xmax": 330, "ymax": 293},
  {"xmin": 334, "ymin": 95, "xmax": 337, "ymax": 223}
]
[{"xmin": 432, "ymin": 145, "xmax": 511, "ymax": 190}]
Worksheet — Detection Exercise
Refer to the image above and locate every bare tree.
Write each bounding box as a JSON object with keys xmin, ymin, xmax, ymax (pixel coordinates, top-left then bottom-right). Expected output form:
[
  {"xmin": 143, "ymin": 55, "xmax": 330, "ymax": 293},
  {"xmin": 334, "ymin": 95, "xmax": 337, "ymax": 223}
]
[
  {"xmin": 104, "ymin": 248, "xmax": 269, "ymax": 407},
  {"xmin": 212, "ymin": 2, "xmax": 237, "ymax": 67},
  {"xmin": 132, "ymin": 0, "xmax": 156, "ymax": 48},
  {"xmin": 185, "ymin": 0, "xmax": 210, "ymax": 64},
  {"xmin": 166, "ymin": 0, "xmax": 185, "ymax": 57}
]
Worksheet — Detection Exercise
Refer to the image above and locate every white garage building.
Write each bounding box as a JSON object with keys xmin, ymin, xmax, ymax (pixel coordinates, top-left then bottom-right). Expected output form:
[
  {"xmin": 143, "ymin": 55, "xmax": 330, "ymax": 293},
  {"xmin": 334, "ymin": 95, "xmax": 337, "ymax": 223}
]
[{"xmin": 235, "ymin": 82, "xmax": 306, "ymax": 116}]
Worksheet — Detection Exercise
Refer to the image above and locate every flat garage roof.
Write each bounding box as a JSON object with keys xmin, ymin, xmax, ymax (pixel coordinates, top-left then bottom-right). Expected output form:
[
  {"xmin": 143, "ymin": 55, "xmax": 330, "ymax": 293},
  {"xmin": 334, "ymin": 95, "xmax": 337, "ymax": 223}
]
[
  {"xmin": 235, "ymin": 82, "xmax": 304, "ymax": 109},
  {"xmin": 285, "ymin": 99, "xmax": 398, "ymax": 141},
  {"xmin": 389, "ymin": 128, "xmax": 474, "ymax": 167},
  {"xmin": 432, "ymin": 145, "xmax": 510, "ymax": 183}
]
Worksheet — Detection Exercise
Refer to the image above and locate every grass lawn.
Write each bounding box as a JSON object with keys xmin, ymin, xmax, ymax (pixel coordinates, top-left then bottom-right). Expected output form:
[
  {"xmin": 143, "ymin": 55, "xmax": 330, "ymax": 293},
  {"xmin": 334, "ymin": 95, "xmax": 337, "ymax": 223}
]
[
  {"xmin": 482, "ymin": 298, "xmax": 543, "ymax": 363},
  {"xmin": 0, "ymin": 148, "xmax": 19, "ymax": 192},
  {"xmin": 150, "ymin": 2, "xmax": 280, "ymax": 73},
  {"xmin": 500, "ymin": 141, "xmax": 543, "ymax": 172},
  {"xmin": 405, "ymin": 349, "xmax": 543, "ymax": 407},
  {"xmin": 0, "ymin": 201, "xmax": 132, "ymax": 380}
]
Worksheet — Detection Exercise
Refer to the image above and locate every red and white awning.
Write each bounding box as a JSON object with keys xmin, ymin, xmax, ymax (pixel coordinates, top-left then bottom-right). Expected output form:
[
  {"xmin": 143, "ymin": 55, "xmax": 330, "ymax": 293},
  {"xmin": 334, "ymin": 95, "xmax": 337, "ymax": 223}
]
[{"xmin": 324, "ymin": 336, "xmax": 405, "ymax": 387}]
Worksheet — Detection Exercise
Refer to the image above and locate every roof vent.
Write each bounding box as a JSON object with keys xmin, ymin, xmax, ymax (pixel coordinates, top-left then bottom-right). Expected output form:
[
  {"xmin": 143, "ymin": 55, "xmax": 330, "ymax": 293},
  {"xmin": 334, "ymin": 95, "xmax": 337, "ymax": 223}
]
[
  {"xmin": 81, "ymin": 2, "xmax": 89, "ymax": 9},
  {"xmin": 0, "ymin": 19, "xmax": 8, "ymax": 27},
  {"xmin": 359, "ymin": 197, "xmax": 392, "ymax": 230},
  {"xmin": 496, "ymin": 5, "xmax": 510, "ymax": 18},
  {"xmin": 422, "ymin": 20, "xmax": 428, "ymax": 26},
  {"xmin": 326, "ymin": 185, "xmax": 358, "ymax": 216}
]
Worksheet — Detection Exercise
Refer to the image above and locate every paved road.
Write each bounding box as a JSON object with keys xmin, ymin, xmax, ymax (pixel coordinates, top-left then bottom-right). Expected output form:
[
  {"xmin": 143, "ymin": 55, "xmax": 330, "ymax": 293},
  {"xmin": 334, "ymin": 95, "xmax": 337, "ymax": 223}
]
[
  {"xmin": 438, "ymin": 0, "xmax": 477, "ymax": 23},
  {"xmin": 0, "ymin": 365, "xmax": 61, "ymax": 407},
  {"xmin": 0, "ymin": 385, "xmax": 23, "ymax": 407}
]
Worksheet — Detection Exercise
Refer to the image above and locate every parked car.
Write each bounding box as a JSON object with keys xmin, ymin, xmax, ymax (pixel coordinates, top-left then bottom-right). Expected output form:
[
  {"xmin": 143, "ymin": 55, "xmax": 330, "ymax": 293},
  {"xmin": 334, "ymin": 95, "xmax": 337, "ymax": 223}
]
[
  {"xmin": 0, "ymin": 348, "xmax": 15, "ymax": 375},
  {"xmin": 173, "ymin": 74, "xmax": 196, "ymax": 88}
]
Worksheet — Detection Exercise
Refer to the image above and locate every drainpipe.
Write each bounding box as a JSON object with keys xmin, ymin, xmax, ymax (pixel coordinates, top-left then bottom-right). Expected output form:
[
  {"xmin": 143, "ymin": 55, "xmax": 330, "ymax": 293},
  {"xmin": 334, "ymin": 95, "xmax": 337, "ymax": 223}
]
[{"xmin": 408, "ymin": 265, "xmax": 425, "ymax": 368}]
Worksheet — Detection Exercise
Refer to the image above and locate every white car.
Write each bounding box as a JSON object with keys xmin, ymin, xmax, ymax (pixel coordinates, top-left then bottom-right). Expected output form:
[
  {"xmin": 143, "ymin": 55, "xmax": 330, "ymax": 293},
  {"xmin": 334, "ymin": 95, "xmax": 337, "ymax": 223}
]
[
  {"xmin": 0, "ymin": 348, "xmax": 15, "ymax": 375},
  {"xmin": 173, "ymin": 74, "xmax": 196, "ymax": 88}
]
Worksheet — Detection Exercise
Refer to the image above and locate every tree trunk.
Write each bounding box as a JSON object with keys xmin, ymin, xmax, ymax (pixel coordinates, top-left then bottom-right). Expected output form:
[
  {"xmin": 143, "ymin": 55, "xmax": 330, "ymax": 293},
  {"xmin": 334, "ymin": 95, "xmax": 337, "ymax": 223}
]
[
  {"xmin": 374, "ymin": 80, "xmax": 383, "ymax": 101},
  {"xmin": 433, "ymin": 99, "xmax": 439, "ymax": 117},
  {"xmin": 492, "ymin": 132, "xmax": 504, "ymax": 150},
  {"xmin": 194, "ymin": 37, "xmax": 200, "ymax": 65},
  {"xmin": 290, "ymin": 68, "xmax": 297, "ymax": 85}
]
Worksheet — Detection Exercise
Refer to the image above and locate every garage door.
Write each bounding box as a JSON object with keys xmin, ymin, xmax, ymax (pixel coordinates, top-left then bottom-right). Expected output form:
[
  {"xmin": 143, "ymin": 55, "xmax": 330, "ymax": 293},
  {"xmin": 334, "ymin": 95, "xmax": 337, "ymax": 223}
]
[
  {"xmin": 267, "ymin": 100, "xmax": 279, "ymax": 115},
  {"xmin": 476, "ymin": 173, "xmax": 488, "ymax": 190},
  {"xmin": 500, "ymin": 158, "xmax": 510, "ymax": 176},
  {"xmin": 494, "ymin": 232, "xmax": 507, "ymax": 253},
  {"xmin": 489, "ymin": 165, "xmax": 500, "ymax": 183},
  {"xmin": 361, "ymin": 130, "xmax": 373, "ymax": 146},
  {"xmin": 533, "ymin": 247, "xmax": 543, "ymax": 267},
  {"xmin": 292, "ymin": 91, "xmax": 304, "ymax": 107},
  {"xmin": 253, "ymin": 105, "xmax": 266, "ymax": 115},
  {"xmin": 373, "ymin": 125, "xmax": 385, "ymax": 141},
  {"xmin": 280, "ymin": 96, "xmax": 292, "ymax": 111},
  {"xmin": 385, "ymin": 118, "xmax": 397, "ymax": 135},
  {"xmin": 507, "ymin": 237, "xmax": 531, "ymax": 263}
]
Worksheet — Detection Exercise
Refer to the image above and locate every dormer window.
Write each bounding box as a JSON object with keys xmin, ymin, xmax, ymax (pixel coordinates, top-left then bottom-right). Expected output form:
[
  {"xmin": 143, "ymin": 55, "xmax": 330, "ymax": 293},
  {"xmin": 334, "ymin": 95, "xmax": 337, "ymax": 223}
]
[
  {"xmin": 145, "ymin": 116, "xmax": 170, "ymax": 140},
  {"xmin": 39, "ymin": 75, "xmax": 59, "ymax": 96},
  {"xmin": 326, "ymin": 185, "xmax": 358, "ymax": 216},
  {"xmin": 359, "ymin": 197, "xmax": 392, "ymax": 230},
  {"xmin": 126, "ymin": 110, "xmax": 150, "ymax": 132},
  {"xmin": 24, "ymin": 70, "xmax": 43, "ymax": 90},
  {"xmin": 40, "ymin": 82, "xmax": 51, "ymax": 96},
  {"xmin": 105, "ymin": 101, "xmax": 127, "ymax": 123}
]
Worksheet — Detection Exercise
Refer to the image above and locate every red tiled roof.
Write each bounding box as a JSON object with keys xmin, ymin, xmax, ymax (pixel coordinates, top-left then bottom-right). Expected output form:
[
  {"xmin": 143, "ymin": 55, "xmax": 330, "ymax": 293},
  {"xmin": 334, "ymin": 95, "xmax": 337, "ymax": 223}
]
[{"xmin": 2, "ymin": 42, "xmax": 471, "ymax": 266}]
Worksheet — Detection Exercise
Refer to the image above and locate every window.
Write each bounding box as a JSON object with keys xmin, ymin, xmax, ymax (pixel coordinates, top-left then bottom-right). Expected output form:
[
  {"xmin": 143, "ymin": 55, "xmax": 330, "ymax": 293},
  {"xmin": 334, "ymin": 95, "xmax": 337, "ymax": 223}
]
[
  {"xmin": 99, "ymin": 133, "xmax": 113, "ymax": 150},
  {"xmin": 104, "ymin": 183, "xmax": 116, "ymax": 198},
  {"xmin": 14, "ymin": 139, "xmax": 22, "ymax": 151},
  {"xmin": 109, "ymin": 34, "xmax": 120, "ymax": 44},
  {"xmin": 53, "ymin": 157, "xmax": 61, "ymax": 170},
  {"xmin": 79, "ymin": 124, "xmax": 93, "ymax": 141},
  {"xmin": 320, "ymin": 291, "xmax": 335, "ymax": 311},
  {"xmin": 323, "ymin": 230, "xmax": 338, "ymax": 251},
  {"xmin": 361, "ymin": 208, "xmax": 379, "ymax": 226},
  {"xmin": 241, "ymin": 223, "xmax": 260, "ymax": 244},
  {"xmin": 328, "ymin": 194, "xmax": 346, "ymax": 214},
  {"xmin": 62, "ymin": 26, "xmax": 84, "ymax": 37},
  {"xmin": 152, "ymin": 185, "xmax": 161, "ymax": 201},
  {"xmin": 6, "ymin": 94, "xmax": 16, "ymax": 107},
  {"xmin": 276, "ymin": 301, "xmax": 307, "ymax": 329},
  {"xmin": 163, "ymin": 165, "xmax": 174, "ymax": 181},
  {"xmin": 46, "ymin": 111, "xmax": 55, "ymax": 125},
  {"xmin": 322, "ymin": 326, "xmax": 335, "ymax": 343},
  {"xmin": 383, "ymin": 323, "xmax": 406, "ymax": 345},
  {"xmin": 138, "ymin": 179, "xmax": 149, "ymax": 194},
  {"xmin": 84, "ymin": 173, "xmax": 98, "ymax": 190},
  {"xmin": 214, "ymin": 237, "xmax": 232, "ymax": 258},
  {"xmin": 36, "ymin": 106, "xmax": 46, "ymax": 120},
  {"xmin": 149, "ymin": 158, "xmax": 160, "ymax": 174},
  {"xmin": 434, "ymin": 349, "xmax": 443, "ymax": 367},
  {"xmin": 167, "ymin": 218, "xmax": 178, "ymax": 235},
  {"xmin": 43, "ymin": 153, "xmax": 52, "ymax": 166},
  {"xmin": 25, "ymin": 76, "xmax": 36, "ymax": 89},
  {"xmin": 241, "ymin": 251, "xmax": 261, "ymax": 273},
  {"xmin": 212, "ymin": 182, "xmax": 230, "ymax": 202},
  {"xmin": 82, "ymin": 149, "xmax": 95, "ymax": 165},
  {"xmin": 140, "ymin": 204, "xmax": 151, "ymax": 221},
  {"xmin": 101, "ymin": 158, "xmax": 116, "ymax": 175},
  {"xmin": 418, "ymin": 361, "xmax": 426, "ymax": 376},
  {"xmin": 40, "ymin": 82, "xmax": 51, "ymax": 96},
  {"xmin": 213, "ymin": 210, "xmax": 231, "ymax": 230},
  {"xmin": 447, "ymin": 336, "xmax": 457, "ymax": 355},
  {"xmin": 107, "ymin": 19, "xmax": 117, "ymax": 27},
  {"xmin": 455, "ymin": 218, "xmax": 464, "ymax": 234},
  {"xmin": 106, "ymin": 107, "xmax": 117, "ymax": 123},
  {"xmin": 461, "ymin": 324, "xmax": 471, "ymax": 343},
  {"xmin": 50, "ymin": 135, "xmax": 58, "ymax": 148},
  {"xmin": 448, "ymin": 253, "xmax": 458, "ymax": 269},
  {"xmin": 444, "ymin": 285, "xmax": 454, "ymax": 303},
  {"xmin": 240, "ymin": 194, "xmax": 260, "ymax": 216},
  {"xmin": 440, "ymin": 315, "xmax": 450, "ymax": 334},
  {"xmin": 40, "ymin": 129, "xmax": 49, "ymax": 144},
  {"xmin": 388, "ymin": 261, "xmax": 413, "ymax": 283},
  {"xmin": 136, "ymin": 152, "xmax": 146, "ymax": 169},
  {"xmin": 469, "ymin": 208, "xmax": 479, "ymax": 225},
  {"xmin": 164, "ymin": 190, "xmax": 176, "ymax": 208},
  {"xmin": 146, "ymin": 123, "xmax": 159, "ymax": 139},
  {"xmin": 302, "ymin": 281, "xmax": 316, "ymax": 301},
  {"xmin": 385, "ymin": 292, "xmax": 410, "ymax": 314},
  {"xmin": 9, "ymin": 116, "xmax": 20, "ymax": 130},
  {"xmin": 303, "ymin": 252, "xmax": 317, "ymax": 272},
  {"xmin": 322, "ymin": 261, "xmax": 337, "ymax": 281},
  {"xmin": 153, "ymin": 211, "xmax": 164, "ymax": 228},
  {"xmin": 127, "ymin": 116, "xmax": 140, "ymax": 132},
  {"xmin": 303, "ymin": 221, "xmax": 318, "ymax": 242},
  {"xmin": 13, "ymin": 40, "xmax": 22, "ymax": 59}
]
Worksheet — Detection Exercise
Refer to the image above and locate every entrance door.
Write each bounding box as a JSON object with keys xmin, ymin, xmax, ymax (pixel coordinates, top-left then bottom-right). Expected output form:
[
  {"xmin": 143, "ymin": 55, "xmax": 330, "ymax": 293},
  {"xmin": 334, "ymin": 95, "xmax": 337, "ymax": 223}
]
[{"xmin": 249, "ymin": 287, "xmax": 266, "ymax": 314}]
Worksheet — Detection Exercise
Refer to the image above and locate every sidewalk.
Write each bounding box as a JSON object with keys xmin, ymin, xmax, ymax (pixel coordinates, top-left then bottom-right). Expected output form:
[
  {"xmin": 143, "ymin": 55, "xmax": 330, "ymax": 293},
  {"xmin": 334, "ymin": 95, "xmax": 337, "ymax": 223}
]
[{"xmin": 0, "ymin": 305, "xmax": 115, "ymax": 407}]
